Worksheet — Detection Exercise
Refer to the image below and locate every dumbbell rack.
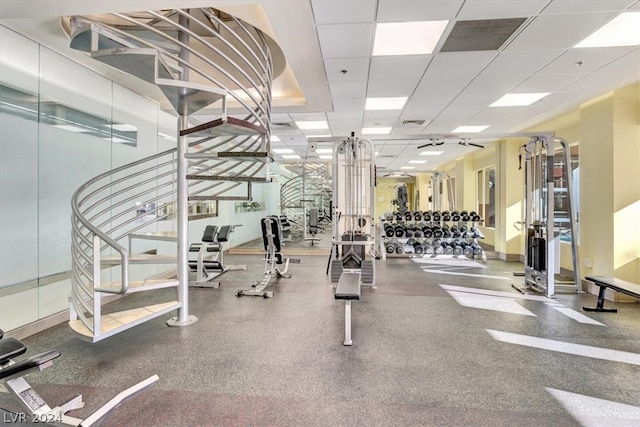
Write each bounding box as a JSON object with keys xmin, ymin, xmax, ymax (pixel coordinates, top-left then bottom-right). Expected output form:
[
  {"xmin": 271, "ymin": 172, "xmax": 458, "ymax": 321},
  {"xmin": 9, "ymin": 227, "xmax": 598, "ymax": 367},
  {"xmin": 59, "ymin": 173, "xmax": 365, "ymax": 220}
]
[{"xmin": 380, "ymin": 210, "xmax": 487, "ymax": 263}]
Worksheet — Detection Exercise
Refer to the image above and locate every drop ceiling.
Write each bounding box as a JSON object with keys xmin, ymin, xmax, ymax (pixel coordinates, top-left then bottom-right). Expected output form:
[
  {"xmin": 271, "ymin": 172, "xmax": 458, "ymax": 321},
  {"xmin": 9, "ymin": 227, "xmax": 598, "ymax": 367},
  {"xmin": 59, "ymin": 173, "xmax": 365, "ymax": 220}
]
[{"xmin": 1, "ymin": 0, "xmax": 639, "ymax": 173}]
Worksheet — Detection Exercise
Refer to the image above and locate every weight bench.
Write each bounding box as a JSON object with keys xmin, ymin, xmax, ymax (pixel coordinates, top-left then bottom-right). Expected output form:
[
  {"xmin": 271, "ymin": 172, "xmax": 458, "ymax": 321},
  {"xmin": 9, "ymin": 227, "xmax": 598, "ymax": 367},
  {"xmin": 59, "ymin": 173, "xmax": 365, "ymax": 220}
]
[
  {"xmin": 236, "ymin": 216, "xmax": 299, "ymax": 298},
  {"xmin": 334, "ymin": 272, "xmax": 361, "ymax": 346},
  {"xmin": 583, "ymin": 275, "xmax": 640, "ymax": 313},
  {"xmin": 0, "ymin": 334, "xmax": 158, "ymax": 426},
  {"xmin": 188, "ymin": 224, "xmax": 246, "ymax": 288}
]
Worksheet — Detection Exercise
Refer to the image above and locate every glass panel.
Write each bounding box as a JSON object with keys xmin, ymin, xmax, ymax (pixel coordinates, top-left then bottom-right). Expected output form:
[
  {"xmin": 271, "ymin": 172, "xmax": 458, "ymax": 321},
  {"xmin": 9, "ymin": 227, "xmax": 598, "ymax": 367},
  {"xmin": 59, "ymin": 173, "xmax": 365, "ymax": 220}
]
[
  {"xmin": 477, "ymin": 170, "xmax": 484, "ymax": 221},
  {"xmin": 554, "ymin": 144, "xmax": 579, "ymax": 242},
  {"xmin": 486, "ymin": 167, "xmax": 496, "ymax": 227}
]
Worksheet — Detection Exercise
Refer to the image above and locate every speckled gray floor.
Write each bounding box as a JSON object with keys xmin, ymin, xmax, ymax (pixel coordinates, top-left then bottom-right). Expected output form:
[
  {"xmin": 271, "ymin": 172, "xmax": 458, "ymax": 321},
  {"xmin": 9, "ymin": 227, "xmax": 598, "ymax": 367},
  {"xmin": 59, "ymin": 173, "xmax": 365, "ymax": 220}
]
[{"xmin": 2, "ymin": 254, "xmax": 640, "ymax": 426}]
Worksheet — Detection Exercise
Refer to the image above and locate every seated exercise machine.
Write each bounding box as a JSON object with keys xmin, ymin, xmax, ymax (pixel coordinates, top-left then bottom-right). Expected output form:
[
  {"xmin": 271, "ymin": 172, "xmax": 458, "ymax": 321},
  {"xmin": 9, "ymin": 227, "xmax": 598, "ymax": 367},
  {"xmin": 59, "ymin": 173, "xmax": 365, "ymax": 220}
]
[
  {"xmin": 188, "ymin": 224, "xmax": 246, "ymax": 288},
  {"xmin": 0, "ymin": 330, "xmax": 158, "ymax": 426},
  {"xmin": 236, "ymin": 217, "xmax": 300, "ymax": 298},
  {"xmin": 326, "ymin": 133, "xmax": 377, "ymax": 346},
  {"xmin": 304, "ymin": 208, "xmax": 322, "ymax": 245},
  {"xmin": 278, "ymin": 215, "xmax": 292, "ymax": 243}
]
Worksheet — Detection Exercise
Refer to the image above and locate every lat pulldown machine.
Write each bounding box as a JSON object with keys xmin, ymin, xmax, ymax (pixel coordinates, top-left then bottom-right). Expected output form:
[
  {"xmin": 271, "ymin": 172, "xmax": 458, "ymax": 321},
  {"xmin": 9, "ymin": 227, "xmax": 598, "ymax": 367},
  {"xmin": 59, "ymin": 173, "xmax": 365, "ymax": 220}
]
[
  {"xmin": 328, "ymin": 133, "xmax": 377, "ymax": 346},
  {"xmin": 513, "ymin": 135, "xmax": 581, "ymax": 297}
]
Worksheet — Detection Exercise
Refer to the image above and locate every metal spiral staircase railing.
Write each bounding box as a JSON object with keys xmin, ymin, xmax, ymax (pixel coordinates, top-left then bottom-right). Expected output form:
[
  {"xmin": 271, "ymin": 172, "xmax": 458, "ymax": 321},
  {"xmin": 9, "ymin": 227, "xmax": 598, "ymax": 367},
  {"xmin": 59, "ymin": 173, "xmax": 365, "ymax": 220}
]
[
  {"xmin": 280, "ymin": 162, "xmax": 332, "ymax": 237},
  {"xmin": 67, "ymin": 8, "xmax": 277, "ymax": 342}
]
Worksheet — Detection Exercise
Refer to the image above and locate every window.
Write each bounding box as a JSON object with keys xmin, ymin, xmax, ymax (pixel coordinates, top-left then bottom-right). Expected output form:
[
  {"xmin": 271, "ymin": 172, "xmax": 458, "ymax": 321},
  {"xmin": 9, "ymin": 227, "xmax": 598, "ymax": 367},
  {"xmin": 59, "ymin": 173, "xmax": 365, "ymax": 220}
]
[
  {"xmin": 477, "ymin": 166, "xmax": 496, "ymax": 227},
  {"xmin": 552, "ymin": 143, "xmax": 579, "ymax": 242}
]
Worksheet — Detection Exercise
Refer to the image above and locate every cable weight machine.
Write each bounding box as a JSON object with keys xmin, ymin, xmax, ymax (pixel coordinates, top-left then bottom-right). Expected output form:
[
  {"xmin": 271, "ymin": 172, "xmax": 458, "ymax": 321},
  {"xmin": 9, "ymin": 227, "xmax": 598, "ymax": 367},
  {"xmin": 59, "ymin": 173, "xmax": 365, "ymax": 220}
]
[{"xmin": 513, "ymin": 135, "xmax": 581, "ymax": 297}]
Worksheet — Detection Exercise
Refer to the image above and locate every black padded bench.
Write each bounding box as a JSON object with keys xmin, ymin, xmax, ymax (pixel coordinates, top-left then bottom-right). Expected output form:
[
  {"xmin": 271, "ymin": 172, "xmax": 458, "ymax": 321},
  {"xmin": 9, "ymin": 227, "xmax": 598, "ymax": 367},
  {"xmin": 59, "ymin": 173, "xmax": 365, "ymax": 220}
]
[
  {"xmin": 334, "ymin": 272, "xmax": 361, "ymax": 345},
  {"xmin": 584, "ymin": 275, "xmax": 640, "ymax": 313}
]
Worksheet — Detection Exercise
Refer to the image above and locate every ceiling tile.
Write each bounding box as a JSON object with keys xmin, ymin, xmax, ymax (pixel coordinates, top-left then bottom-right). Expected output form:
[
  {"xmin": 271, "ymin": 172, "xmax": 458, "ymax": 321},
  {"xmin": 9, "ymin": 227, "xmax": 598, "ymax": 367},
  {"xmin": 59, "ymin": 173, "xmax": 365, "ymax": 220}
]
[
  {"xmin": 538, "ymin": 46, "xmax": 635, "ymax": 74},
  {"xmin": 329, "ymin": 80, "xmax": 367, "ymax": 98},
  {"xmin": 541, "ymin": 0, "xmax": 637, "ymax": 14},
  {"xmin": 457, "ymin": 1, "xmax": 548, "ymax": 19},
  {"xmin": 481, "ymin": 50, "xmax": 563, "ymax": 75},
  {"xmin": 324, "ymin": 58, "xmax": 370, "ymax": 81},
  {"xmin": 505, "ymin": 13, "xmax": 618, "ymax": 51},
  {"xmin": 366, "ymin": 79, "xmax": 419, "ymax": 97},
  {"xmin": 369, "ymin": 56, "xmax": 432, "ymax": 81},
  {"xmin": 316, "ymin": 23, "xmax": 374, "ymax": 59},
  {"xmin": 513, "ymin": 73, "xmax": 583, "ymax": 92},
  {"xmin": 311, "ymin": 0, "xmax": 376, "ymax": 24},
  {"xmin": 327, "ymin": 97, "xmax": 365, "ymax": 119},
  {"xmin": 376, "ymin": 0, "xmax": 464, "ymax": 22}
]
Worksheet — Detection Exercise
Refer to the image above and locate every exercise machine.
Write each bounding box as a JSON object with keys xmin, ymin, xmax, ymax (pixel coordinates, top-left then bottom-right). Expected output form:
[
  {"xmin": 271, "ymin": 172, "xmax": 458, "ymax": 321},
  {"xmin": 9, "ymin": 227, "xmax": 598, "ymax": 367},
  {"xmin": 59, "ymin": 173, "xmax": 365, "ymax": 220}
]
[
  {"xmin": 236, "ymin": 216, "xmax": 300, "ymax": 298},
  {"xmin": 512, "ymin": 135, "xmax": 581, "ymax": 297},
  {"xmin": 306, "ymin": 208, "xmax": 322, "ymax": 245},
  {"xmin": 188, "ymin": 224, "xmax": 246, "ymax": 288},
  {"xmin": 328, "ymin": 133, "xmax": 376, "ymax": 346},
  {"xmin": 0, "ymin": 330, "xmax": 158, "ymax": 426}
]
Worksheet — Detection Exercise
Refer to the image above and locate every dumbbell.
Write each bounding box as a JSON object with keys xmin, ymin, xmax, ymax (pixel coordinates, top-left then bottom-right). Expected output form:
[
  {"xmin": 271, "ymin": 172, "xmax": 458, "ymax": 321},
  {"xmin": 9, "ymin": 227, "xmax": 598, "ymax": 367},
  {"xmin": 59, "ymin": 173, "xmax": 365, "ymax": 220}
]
[
  {"xmin": 395, "ymin": 244, "xmax": 405, "ymax": 254},
  {"xmin": 472, "ymin": 244, "xmax": 483, "ymax": 256},
  {"xmin": 452, "ymin": 242, "xmax": 464, "ymax": 256},
  {"xmin": 471, "ymin": 211, "xmax": 482, "ymax": 222},
  {"xmin": 405, "ymin": 211, "xmax": 413, "ymax": 221},
  {"xmin": 395, "ymin": 212, "xmax": 403, "ymax": 221},
  {"xmin": 385, "ymin": 241, "xmax": 396, "ymax": 253},
  {"xmin": 434, "ymin": 242, "xmax": 444, "ymax": 254},
  {"xmin": 414, "ymin": 211, "xmax": 422, "ymax": 221},
  {"xmin": 395, "ymin": 224, "xmax": 406, "ymax": 238},
  {"xmin": 432, "ymin": 226, "xmax": 443, "ymax": 239},
  {"xmin": 423, "ymin": 211, "xmax": 431, "ymax": 222},
  {"xmin": 463, "ymin": 244, "xmax": 474, "ymax": 258},
  {"xmin": 413, "ymin": 242, "xmax": 424, "ymax": 255},
  {"xmin": 432, "ymin": 211, "xmax": 441, "ymax": 221},
  {"xmin": 423, "ymin": 226, "xmax": 434, "ymax": 238},
  {"xmin": 451, "ymin": 210, "xmax": 461, "ymax": 221},
  {"xmin": 413, "ymin": 229, "xmax": 424, "ymax": 238},
  {"xmin": 384, "ymin": 224, "xmax": 396, "ymax": 237},
  {"xmin": 424, "ymin": 243, "xmax": 434, "ymax": 255},
  {"xmin": 442, "ymin": 225, "xmax": 452, "ymax": 238},
  {"xmin": 451, "ymin": 226, "xmax": 461, "ymax": 238},
  {"xmin": 442, "ymin": 211, "xmax": 451, "ymax": 222},
  {"xmin": 461, "ymin": 210, "xmax": 471, "ymax": 222},
  {"xmin": 406, "ymin": 237, "xmax": 416, "ymax": 246}
]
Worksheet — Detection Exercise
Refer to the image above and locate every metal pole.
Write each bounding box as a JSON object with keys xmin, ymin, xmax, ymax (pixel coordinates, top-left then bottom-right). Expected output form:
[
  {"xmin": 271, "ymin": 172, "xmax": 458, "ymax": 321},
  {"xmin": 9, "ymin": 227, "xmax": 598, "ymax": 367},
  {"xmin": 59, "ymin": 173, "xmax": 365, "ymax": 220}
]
[
  {"xmin": 168, "ymin": 10, "xmax": 197, "ymax": 327},
  {"xmin": 543, "ymin": 136, "xmax": 556, "ymax": 297}
]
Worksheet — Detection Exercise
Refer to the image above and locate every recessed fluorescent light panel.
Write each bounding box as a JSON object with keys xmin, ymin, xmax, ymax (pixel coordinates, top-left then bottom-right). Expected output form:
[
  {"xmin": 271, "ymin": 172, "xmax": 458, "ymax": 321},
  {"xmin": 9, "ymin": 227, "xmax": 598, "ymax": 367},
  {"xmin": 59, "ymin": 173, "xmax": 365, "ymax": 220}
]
[
  {"xmin": 401, "ymin": 166, "xmax": 416, "ymax": 170},
  {"xmin": 409, "ymin": 160, "xmax": 427, "ymax": 164},
  {"xmin": 452, "ymin": 125, "xmax": 490, "ymax": 133},
  {"xmin": 490, "ymin": 93, "xmax": 550, "ymax": 107},
  {"xmin": 575, "ymin": 12, "xmax": 640, "ymax": 48},
  {"xmin": 419, "ymin": 150, "xmax": 444, "ymax": 156},
  {"xmin": 362, "ymin": 127, "xmax": 392, "ymax": 135},
  {"xmin": 282, "ymin": 154, "xmax": 301, "ymax": 159},
  {"xmin": 365, "ymin": 97, "xmax": 407, "ymax": 110},
  {"xmin": 295, "ymin": 120, "xmax": 328, "ymax": 130},
  {"xmin": 316, "ymin": 148, "xmax": 332, "ymax": 154},
  {"xmin": 305, "ymin": 133, "xmax": 332, "ymax": 138},
  {"xmin": 272, "ymin": 148, "xmax": 294, "ymax": 154},
  {"xmin": 373, "ymin": 21, "xmax": 448, "ymax": 56}
]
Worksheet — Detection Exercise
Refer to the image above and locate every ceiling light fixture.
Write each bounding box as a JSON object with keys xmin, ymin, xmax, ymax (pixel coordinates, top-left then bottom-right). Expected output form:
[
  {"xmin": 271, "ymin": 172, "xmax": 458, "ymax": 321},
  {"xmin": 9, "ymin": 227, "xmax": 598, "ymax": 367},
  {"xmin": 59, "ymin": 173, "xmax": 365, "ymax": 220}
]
[
  {"xmin": 362, "ymin": 127, "xmax": 392, "ymax": 135},
  {"xmin": 419, "ymin": 150, "xmax": 444, "ymax": 156},
  {"xmin": 365, "ymin": 97, "xmax": 408, "ymax": 110},
  {"xmin": 373, "ymin": 21, "xmax": 449, "ymax": 56},
  {"xmin": 401, "ymin": 166, "xmax": 416, "ymax": 170},
  {"xmin": 295, "ymin": 120, "xmax": 328, "ymax": 129},
  {"xmin": 490, "ymin": 92, "xmax": 550, "ymax": 107},
  {"xmin": 575, "ymin": 12, "xmax": 640, "ymax": 48},
  {"xmin": 409, "ymin": 160, "xmax": 427, "ymax": 164},
  {"xmin": 452, "ymin": 125, "xmax": 490, "ymax": 133}
]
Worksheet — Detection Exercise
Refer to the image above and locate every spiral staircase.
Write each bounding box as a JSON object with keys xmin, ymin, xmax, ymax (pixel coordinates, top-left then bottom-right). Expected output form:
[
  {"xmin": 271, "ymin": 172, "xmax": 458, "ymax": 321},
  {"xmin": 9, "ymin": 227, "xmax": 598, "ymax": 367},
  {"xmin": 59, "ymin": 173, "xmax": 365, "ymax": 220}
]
[{"xmin": 66, "ymin": 8, "xmax": 278, "ymax": 342}]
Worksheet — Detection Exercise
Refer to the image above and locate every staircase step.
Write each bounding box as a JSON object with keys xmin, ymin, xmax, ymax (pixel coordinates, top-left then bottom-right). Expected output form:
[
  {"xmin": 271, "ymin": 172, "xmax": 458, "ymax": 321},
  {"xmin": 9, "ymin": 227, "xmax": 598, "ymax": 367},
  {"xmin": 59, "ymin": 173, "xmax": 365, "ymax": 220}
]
[
  {"xmin": 180, "ymin": 117, "xmax": 268, "ymax": 138},
  {"xmin": 101, "ymin": 254, "xmax": 177, "ymax": 265},
  {"xmin": 69, "ymin": 22, "xmax": 135, "ymax": 52},
  {"xmin": 186, "ymin": 175, "xmax": 270, "ymax": 183},
  {"xmin": 92, "ymin": 48, "xmax": 174, "ymax": 83},
  {"xmin": 69, "ymin": 301, "xmax": 181, "ymax": 343},
  {"xmin": 98, "ymin": 279, "xmax": 179, "ymax": 293},
  {"xmin": 188, "ymin": 195, "xmax": 251, "ymax": 201},
  {"xmin": 156, "ymin": 78, "xmax": 226, "ymax": 116},
  {"xmin": 188, "ymin": 213, "xmax": 219, "ymax": 221},
  {"xmin": 184, "ymin": 151, "xmax": 273, "ymax": 163}
]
